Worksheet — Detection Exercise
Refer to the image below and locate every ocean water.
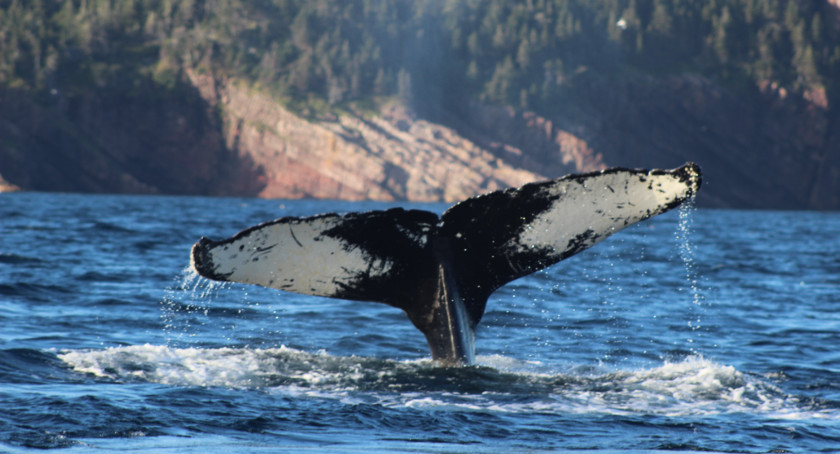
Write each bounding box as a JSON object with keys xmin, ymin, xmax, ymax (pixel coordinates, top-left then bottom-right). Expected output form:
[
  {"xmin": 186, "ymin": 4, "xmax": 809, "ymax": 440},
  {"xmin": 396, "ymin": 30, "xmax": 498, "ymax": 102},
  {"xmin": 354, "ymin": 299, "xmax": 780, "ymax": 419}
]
[{"xmin": 1, "ymin": 192, "xmax": 839, "ymax": 453}]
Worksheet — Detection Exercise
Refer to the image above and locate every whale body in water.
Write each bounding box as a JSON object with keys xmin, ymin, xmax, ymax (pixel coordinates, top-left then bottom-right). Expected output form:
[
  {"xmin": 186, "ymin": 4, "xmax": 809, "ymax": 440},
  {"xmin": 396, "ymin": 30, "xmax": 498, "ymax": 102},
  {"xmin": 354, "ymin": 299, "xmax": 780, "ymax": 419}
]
[{"xmin": 191, "ymin": 163, "xmax": 702, "ymax": 365}]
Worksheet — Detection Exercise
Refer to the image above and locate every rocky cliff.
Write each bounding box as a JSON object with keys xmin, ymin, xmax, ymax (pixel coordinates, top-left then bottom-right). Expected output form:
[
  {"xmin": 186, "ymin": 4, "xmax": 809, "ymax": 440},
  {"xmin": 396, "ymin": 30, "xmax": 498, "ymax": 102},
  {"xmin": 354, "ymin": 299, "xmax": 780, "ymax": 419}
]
[
  {"xmin": 522, "ymin": 72, "xmax": 840, "ymax": 210},
  {"xmin": 1, "ymin": 68, "xmax": 838, "ymax": 210},
  {"xmin": 187, "ymin": 70, "xmax": 542, "ymax": 202},
  {"xmin": 0, "ymin": 80, "xmax": 261, "ymax": 197}
]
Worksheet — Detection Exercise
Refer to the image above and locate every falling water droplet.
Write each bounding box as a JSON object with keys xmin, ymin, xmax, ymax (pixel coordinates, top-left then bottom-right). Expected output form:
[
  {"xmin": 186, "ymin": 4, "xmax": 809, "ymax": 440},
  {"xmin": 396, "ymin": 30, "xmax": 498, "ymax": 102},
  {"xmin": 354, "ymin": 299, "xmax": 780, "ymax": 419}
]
[
  {"xmin": 675, "ymin": 199, "xmax": 706, "ymax": 354},
  {"xmin": 160, "ymin": 266, "xmax": 227, "ymax": 346},
  {"xmin": 676, "ymin": 199, "xmax": 703, "ymax": 308}
]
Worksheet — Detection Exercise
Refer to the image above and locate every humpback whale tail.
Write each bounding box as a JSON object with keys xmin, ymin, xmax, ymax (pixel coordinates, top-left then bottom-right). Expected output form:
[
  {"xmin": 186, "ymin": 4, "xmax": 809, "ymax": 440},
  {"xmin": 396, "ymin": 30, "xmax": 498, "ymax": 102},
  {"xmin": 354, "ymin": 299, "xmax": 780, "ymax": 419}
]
[{"xmin": 191, "ymin": 163, "xmax": 702, "ymax": 365}]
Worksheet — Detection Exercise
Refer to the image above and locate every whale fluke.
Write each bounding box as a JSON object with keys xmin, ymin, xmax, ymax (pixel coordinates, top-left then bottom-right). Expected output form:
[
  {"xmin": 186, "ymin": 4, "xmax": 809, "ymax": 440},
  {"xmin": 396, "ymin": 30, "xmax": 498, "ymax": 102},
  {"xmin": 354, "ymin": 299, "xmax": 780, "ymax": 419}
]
[{"xmin": 192, "ymin": 163, "xmax": 702, "ymax": 365}]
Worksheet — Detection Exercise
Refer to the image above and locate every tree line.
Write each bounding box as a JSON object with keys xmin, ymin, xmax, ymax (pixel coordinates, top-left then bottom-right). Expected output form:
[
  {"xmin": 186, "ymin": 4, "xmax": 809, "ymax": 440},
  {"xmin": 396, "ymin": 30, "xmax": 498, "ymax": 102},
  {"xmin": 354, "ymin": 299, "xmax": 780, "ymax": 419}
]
[{"xmin": 2, "ymin": 0, "xmax": 838, "ymax": 116}]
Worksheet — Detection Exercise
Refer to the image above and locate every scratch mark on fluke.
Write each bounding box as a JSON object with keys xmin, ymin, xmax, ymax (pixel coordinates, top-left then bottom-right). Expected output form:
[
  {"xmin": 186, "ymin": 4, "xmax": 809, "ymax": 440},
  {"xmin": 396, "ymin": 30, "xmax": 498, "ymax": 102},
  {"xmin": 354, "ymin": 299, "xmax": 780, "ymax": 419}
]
[{"xmin": 190, "ymin": 163, "xmax": 702, "ymax": 365}]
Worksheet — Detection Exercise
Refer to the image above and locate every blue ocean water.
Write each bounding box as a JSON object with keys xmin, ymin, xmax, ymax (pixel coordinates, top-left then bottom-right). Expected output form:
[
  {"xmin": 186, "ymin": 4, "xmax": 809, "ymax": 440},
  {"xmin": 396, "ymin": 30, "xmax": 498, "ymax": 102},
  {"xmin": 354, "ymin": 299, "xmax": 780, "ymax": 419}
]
[{"xmin": 1, "ymin": 192, "xmax": 839, "ymax": 453}]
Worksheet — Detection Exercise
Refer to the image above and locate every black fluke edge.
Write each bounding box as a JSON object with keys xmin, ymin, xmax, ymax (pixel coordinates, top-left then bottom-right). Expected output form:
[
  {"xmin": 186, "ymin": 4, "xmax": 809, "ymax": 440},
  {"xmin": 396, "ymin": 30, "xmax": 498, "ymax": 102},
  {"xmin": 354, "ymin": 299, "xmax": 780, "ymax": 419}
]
[{"xmin": 191, "ymin": 163, "xmax": 702, "ymax": 365}]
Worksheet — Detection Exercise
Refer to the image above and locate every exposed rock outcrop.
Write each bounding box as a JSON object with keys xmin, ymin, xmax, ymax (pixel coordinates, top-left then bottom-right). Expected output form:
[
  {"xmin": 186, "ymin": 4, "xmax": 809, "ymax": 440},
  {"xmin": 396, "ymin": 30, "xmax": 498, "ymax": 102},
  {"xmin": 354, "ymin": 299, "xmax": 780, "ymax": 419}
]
[
  {"xmin": 0, "ymin": 80, "xmax": 261, "ymax": 197},
  {"xmin": 0, "ymin": 172, "xmax": 19, "ymax": 192},
  {"xmin": 437, "ymin": 102, "xmax": 605, "ymax": 180},
  {"xmin": 537, "ymin": 72, "xmax": 838, "ymax": 209},
  {"xmin": 188, "ymin": 70, "xmax": 540, "ymax": 202},
  {"xmin": 1, "ymin": 69, "xmax": 838, "ymax": 210}
]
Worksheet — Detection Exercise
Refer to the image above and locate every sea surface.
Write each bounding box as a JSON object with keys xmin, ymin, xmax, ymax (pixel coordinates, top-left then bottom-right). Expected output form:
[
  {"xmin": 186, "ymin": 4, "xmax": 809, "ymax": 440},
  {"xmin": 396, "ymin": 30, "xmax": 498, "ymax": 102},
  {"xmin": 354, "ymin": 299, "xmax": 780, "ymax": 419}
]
[{"xmin": 1, "ymin": 192, "xmax": 839, "ymax": 453}]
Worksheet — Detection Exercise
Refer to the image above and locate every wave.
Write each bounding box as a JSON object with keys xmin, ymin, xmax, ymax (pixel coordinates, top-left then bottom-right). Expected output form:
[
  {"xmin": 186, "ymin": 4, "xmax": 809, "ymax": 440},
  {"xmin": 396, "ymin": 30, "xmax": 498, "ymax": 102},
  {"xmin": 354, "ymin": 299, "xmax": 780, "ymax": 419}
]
[
  {"xmin": 57, "ymin": 345, "xmax": 834, "ymax": 420},
  {"xmin": 0, "ymin": 348, "xmax": 77, "ymax": 384},
  {"xmin": 0, "ymin": 253, "xmax": 43, "ymax": 265}
]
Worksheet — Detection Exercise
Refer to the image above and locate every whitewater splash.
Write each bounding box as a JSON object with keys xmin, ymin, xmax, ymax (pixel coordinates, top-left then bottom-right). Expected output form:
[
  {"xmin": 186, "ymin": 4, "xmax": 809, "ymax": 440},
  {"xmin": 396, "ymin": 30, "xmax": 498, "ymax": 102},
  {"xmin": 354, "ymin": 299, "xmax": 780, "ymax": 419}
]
[{"xmin": 57, "ymin": 345, "xmax": 828, "ymax": 420}]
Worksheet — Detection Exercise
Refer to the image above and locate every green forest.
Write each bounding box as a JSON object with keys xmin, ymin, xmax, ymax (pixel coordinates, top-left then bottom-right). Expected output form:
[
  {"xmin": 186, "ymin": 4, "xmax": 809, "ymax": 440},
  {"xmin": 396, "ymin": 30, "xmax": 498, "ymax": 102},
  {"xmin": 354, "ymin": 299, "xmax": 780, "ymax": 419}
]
[{"xmin": 2, "ymin": 0, "xmax": 839, "ymax": 118}]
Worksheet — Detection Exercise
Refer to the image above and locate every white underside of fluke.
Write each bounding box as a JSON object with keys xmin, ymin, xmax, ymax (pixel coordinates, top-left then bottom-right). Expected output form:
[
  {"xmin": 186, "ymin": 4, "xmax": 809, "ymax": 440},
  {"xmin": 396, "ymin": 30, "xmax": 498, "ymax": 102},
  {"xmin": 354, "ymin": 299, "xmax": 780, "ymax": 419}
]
[
  {"xmin": 513, "ymin": 169, "xmax": 696, "ymax": 255},
  {"xmin": 191, "ymin": 164, "xmax": 701, "ymax": 364},
  {"xmin": 198, "ymin": 215, "xmax": 396, "ymax": 297}
]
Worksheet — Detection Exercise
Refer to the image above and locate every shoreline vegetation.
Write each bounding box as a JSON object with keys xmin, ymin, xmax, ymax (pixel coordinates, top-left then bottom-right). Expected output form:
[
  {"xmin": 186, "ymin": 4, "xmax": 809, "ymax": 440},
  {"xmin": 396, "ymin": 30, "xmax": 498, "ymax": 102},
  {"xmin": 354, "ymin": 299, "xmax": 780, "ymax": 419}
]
[{"xmin": 1, "ymin": 0, "xmax": 839, "ymax": 208}]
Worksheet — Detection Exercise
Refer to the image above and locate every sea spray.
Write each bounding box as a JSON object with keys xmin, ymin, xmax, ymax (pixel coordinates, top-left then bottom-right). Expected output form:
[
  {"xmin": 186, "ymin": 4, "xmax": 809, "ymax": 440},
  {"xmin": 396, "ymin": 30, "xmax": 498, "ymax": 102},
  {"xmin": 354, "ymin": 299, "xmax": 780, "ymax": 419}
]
[
  {"xmin": 160, "ymin": 266, "xmax": 229, "ymax": 346},
  {"xmin": 675, "ymin": 199, "xmax": 706, "ymax": 352},
  {"xmin": 160, "ymin": 266, "xmax": 287, "ymax": 348}
]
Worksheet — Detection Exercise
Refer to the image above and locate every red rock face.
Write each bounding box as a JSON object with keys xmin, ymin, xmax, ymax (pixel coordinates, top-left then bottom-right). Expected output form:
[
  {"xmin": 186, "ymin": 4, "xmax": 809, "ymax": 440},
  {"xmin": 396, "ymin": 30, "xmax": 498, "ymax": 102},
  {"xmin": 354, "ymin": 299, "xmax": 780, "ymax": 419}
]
[
  {"xmin": 441, "ymin": 102, "xmax": 605, "ymax": 180},
  {"xmin": 1, "ymin": 68, "xmax": 838, "ymax": 209},
  {"xmin": 0, "ymin": 80, "xmax": 262, "ymax": 197},
  {"xmin": 189, "ymin": 70, "xmax": 542, "ymax": 202},
  {"xmin": 0, "ymin": 173, "xmax": 20, "ymax": 192}
]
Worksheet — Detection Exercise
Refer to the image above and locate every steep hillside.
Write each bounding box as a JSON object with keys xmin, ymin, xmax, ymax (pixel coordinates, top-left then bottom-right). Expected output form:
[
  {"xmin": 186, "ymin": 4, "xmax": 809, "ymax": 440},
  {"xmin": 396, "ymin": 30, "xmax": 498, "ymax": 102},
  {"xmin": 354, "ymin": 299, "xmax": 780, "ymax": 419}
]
[
  {"xmin": 186, "ymin": 70, "xmax": 544, "ymax": 202},
  {"xmin": 1, "ymin": 0, "xmax": 839, "ymax": 209}
]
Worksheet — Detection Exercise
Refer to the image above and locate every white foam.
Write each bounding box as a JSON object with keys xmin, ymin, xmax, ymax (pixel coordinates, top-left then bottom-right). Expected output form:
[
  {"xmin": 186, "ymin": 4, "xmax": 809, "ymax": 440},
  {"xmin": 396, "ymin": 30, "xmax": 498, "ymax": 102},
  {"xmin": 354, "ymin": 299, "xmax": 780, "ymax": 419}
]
[
  {"xmin": 57, "ymin": 346, "xmax": 834, "ymax": 420},
  {"xmin": 580, "ymin": 357, "xmax": 777, "ymax": 417},
  {"xmin": 475, "ymin": 354, "xmax": 549, "ymax": 373},
  {"xmin": 59, "ymin": 344, "xmax": 318, "ymax": 388}
]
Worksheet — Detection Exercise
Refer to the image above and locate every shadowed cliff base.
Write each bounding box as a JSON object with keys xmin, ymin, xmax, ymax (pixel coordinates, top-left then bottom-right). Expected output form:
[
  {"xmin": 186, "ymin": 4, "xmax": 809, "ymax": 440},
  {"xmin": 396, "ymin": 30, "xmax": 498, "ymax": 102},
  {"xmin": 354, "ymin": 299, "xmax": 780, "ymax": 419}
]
[
  {"xmin": 2, "ymin": 0, "xmax": 839, "ymax": 209},
  {"xmin": 2, "ymin": 68, "xmax": 839, "ymax": 210},
  {"xmin": 0, "ymin": 79, "xmax": 265, "ymax": 197}
]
